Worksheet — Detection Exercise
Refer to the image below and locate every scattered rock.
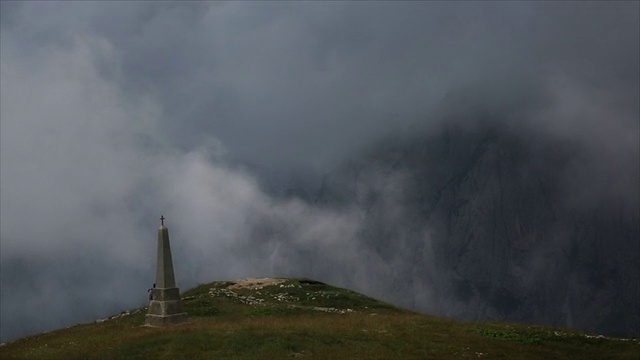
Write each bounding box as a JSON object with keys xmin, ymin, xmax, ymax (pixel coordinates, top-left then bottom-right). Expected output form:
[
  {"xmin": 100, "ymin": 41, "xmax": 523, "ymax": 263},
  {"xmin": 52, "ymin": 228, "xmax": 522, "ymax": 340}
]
[
  {"xmin": 310, "ymin": 306, "xmax": 354, "ymax": 314},
  {"xmin": 228, "ymin": 278, "xmax": 287, "ymax": 290}
]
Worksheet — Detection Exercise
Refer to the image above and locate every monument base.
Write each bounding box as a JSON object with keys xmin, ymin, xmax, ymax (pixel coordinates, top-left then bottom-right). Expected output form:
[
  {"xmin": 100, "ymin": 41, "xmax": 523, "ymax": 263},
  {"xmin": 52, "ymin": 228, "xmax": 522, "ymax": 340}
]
[
  {"xmin": 145, "ymin": 312, "xmax": 188, "ymax": 326},
  {"xmin": 145, "ymin": 287, "xmax": 188, "ymax": 326}
]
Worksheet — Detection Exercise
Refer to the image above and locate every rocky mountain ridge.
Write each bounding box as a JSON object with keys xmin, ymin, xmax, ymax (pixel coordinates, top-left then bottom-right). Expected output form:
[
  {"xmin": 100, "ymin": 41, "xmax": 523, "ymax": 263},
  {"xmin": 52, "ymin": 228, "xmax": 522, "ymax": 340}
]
[{"xmin": 311, "ymin": 120, "xmax": 639, "ymax": 336}]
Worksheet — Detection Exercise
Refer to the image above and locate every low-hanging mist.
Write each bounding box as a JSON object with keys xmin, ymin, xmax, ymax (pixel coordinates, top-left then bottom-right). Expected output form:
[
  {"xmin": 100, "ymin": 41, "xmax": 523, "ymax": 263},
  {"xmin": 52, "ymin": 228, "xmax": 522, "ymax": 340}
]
[{"xmin": 1, "ymin": 1, "xmax": 638, "ymax": 342}]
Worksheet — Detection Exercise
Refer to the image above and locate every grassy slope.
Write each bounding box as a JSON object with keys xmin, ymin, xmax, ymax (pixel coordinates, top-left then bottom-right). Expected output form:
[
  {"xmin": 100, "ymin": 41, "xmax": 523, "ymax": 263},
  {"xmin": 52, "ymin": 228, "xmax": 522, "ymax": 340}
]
[{"xmin": 1, "ymin": 278, "xmax": 638, "ymax": 359}]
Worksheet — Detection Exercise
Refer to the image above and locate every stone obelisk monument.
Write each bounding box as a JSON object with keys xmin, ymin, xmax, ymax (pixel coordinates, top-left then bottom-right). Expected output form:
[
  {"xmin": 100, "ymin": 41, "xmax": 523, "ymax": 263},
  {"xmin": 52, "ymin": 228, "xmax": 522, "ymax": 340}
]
[{"xmin": 145, "ymin": 215, "xmax": 188, "ymax": 326}]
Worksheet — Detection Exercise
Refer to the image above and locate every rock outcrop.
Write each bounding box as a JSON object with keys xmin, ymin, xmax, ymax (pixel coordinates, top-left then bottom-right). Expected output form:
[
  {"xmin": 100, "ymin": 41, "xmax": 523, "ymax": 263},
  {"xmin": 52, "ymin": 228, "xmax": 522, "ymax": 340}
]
[{"xmin": 312, "ymin": 120, "xmax": 639, "ymax": 336}]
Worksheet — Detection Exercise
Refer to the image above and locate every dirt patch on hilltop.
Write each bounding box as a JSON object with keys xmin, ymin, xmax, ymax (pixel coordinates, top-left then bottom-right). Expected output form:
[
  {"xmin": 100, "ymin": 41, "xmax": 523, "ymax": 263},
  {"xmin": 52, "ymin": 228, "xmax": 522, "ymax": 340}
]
[{"xmin": 228, "ymin": 278, "xmax": 287, "ymax": 290}]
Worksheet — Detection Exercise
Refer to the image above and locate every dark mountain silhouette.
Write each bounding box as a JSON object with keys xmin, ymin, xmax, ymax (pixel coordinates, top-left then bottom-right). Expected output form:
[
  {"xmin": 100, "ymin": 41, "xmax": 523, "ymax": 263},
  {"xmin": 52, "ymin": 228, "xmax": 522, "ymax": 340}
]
[{"xmin": 310, "ymin": 118, "xmax": 639, "ymax": 336}]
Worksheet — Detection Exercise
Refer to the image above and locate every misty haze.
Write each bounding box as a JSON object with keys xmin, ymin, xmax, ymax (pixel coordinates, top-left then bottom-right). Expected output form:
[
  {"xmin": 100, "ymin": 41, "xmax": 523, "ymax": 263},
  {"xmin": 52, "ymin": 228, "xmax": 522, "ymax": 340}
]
[{"xmin": 1, "ymin": 2, "xmax": 638, "ymax": 343}]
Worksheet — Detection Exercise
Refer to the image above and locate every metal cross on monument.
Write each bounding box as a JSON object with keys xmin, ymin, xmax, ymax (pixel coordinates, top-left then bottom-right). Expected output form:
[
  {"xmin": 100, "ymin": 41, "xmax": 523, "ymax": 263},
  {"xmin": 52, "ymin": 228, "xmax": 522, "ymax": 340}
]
[{"xmin": 160, "ymin": 215, "xmax": 165, "ymax": 226}]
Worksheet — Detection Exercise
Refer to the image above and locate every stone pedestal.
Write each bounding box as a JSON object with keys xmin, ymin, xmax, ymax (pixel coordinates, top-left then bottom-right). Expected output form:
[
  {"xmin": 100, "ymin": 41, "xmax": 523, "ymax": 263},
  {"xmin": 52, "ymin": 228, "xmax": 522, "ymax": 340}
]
[
  {"xmin": 145, "ymin": 219, "xmax": 188, "ymax": 326},
  {"xmin": 146, "ymin": 288, "xmax": 188, "ymax": 326}
]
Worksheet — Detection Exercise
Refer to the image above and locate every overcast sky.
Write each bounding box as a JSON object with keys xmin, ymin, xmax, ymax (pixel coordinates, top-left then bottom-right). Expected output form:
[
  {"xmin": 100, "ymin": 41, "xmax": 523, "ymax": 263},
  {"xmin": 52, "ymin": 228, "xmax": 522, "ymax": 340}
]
[{"xmin": 1, "ymin": 1, "xmax": 638, "ymax": 342}]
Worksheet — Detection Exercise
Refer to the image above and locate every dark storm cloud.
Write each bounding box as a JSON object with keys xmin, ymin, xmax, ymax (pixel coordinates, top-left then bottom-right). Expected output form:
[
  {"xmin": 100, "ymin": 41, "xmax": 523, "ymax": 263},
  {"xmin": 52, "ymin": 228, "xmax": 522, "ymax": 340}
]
[
  {"xmin": 4, "ymin": 2, "xmax": 637, "ymax": 171},
  {"xmin": 129, "ymin": 1, "xmax": 638, "ymax": 175},
  {"xmin": 1, "ymin": 1, "xmax": 638, "ymax": 341}
]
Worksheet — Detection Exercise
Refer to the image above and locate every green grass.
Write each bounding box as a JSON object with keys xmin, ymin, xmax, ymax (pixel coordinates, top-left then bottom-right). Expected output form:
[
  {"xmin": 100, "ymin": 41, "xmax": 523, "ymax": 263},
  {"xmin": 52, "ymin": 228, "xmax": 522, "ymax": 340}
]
[
  {"xmin": 1, "ymin": 278, "xmax": 638, "ymax": 359},
  {"xmin": 474, "ymin": 327, "xmax": 546, "ymax": 344}
]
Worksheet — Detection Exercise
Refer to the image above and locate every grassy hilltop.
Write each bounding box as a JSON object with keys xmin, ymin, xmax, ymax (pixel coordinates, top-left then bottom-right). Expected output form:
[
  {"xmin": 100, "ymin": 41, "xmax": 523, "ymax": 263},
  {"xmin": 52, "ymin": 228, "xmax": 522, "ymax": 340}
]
[{"xmin": 1, "ymin": 278, "xmax": 638, "ymax": 359}]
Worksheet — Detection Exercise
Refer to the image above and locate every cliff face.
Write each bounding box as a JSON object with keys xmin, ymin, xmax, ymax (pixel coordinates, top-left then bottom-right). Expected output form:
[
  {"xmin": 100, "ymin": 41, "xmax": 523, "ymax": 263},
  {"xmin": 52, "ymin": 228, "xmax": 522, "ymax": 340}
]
[{"xmin": 313, "ymin": 121, "xmax": 639, "ymax": 336}]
